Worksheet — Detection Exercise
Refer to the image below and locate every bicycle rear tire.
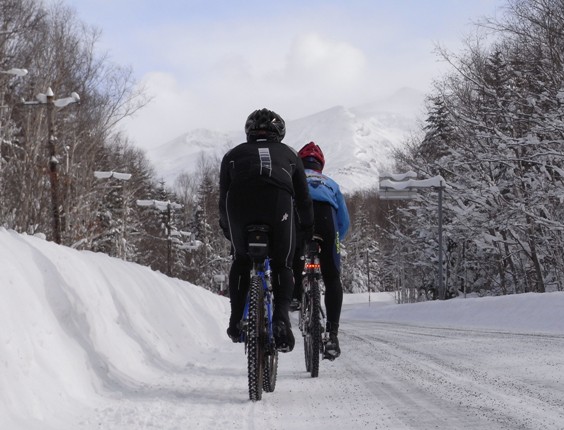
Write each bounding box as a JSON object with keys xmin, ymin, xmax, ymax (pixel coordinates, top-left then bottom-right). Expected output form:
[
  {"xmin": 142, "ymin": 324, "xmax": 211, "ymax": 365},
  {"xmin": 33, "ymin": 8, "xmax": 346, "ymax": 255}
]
[
  {"xmin": 263, "ymin": 349, "xmax": 278, "ymax": 392},
  {"xmin": 263, "ymin": 283, "xmax": 278, "ymax": 393},
  {"xmin": 247, "ymin": 275, "xmax": 265, "ymax": 400},
  {"xmin": 300, "ymin": 286, "xmax": 311, "ymax": 373},
  {"xmin": 303, "ymin": 277, "xmax": 322, "ymax": 378}
]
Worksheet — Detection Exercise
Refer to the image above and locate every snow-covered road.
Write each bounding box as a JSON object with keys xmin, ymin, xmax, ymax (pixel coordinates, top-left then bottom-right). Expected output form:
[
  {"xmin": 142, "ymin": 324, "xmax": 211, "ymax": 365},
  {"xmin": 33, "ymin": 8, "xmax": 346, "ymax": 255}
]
[
  {"xmin": 93, "ymin": 317, "xmax": 564, "ymax": 430},
  {"xmin": 341, "ymin": 322, "xmax": 564, "ymax": 429}
]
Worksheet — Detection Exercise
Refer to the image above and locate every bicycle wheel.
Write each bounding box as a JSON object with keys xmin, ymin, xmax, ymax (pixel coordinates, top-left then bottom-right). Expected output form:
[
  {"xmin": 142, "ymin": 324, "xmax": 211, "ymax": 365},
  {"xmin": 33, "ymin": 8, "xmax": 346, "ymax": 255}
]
[
  {"xmin": 263, "ymin": 288, "xmax": 278, "ymax": 393},
  {"xmin": 247, "ymin": 275, "xmax": 265, "ymax": 401},
  {"xmin": 303, "ymin": 277, "xmax": 322, "ymax": 378},
  {"xmin": 301, "ymin": 282, "xmax": 311, "ymax": 373},
  {"xmin": 262, "ymin": 349, "xmax": 278, "ymax": 392},
  {"xmin": 309, "ymin": 278, "xmax": 322, "ymax": 377}
]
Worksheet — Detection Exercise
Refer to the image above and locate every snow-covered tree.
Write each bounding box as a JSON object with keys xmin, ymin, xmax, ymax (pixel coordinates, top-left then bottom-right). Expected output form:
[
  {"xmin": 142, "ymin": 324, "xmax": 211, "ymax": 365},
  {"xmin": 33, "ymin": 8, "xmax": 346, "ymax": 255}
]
[{"xmin": 391, "ymin": 0, "xmax": 564, "ymax": 296}]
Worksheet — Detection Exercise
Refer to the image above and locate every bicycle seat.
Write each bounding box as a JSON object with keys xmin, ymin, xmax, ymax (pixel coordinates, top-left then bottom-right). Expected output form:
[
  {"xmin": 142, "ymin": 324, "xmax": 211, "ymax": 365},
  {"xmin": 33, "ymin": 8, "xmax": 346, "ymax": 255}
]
[
  {"xmin": 247, "ymin": 224, "xmax": 270, "ymax": 260},
  {"xmin": 307, "ymin": 236, "xmax": 322, "ymax": 254},
  {"xmin": 247, "ymin": 225, "xmax": 270, "ymax": 234}
]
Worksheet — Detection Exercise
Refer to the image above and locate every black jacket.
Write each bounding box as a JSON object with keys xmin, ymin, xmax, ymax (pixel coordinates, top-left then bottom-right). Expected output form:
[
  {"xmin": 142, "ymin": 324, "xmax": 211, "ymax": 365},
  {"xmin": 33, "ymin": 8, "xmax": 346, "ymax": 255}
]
[{"xmin": 219, "ymin": 140, "xmax": 314, "ymax": 237}]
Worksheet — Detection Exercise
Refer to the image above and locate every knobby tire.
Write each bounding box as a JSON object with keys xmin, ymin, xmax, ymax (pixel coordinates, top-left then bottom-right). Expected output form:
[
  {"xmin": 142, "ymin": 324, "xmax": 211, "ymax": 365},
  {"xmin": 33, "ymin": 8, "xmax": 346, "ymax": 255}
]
[
  {"xmin": 263, "ymin": 348, "xmax": 278, "ymax": 392},
  {"xmin": 302, "ymin": 277, "xmax": 322, "ymax": 378},
  {"xmin": 301, "ymin": 285, "xmax": 311, "ymax": 373},
  {"xmin": 262, "ymin": 279, "xmax": 278, "ymax": 393},
  {"xmin": 247, "ymin": 275, "xmax": 265, "ymax": 401}
]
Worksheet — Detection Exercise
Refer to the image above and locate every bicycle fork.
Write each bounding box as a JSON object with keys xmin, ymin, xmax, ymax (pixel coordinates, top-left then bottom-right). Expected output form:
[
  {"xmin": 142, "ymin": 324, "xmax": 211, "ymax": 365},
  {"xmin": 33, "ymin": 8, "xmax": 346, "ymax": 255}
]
[
  {"xmin": 261, "ymin": 262, "xmax": 276, "ymax": 353},
  {"xmin": 242, "ymin": 262, "xmax": 275, "ymax": 354}
]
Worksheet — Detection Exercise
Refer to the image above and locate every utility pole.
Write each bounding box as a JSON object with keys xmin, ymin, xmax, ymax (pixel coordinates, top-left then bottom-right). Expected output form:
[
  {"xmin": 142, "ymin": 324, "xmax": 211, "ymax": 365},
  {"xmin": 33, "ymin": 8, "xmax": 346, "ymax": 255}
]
[
  {"xmin": 437, "ymin": 184, "xmax": 445, "ymax": 300},
  {"xmin": 45, "ymin": 89, "xmax": 61, "ymax": 244},
  {"xmin": 366, "ymin": 249, "xmax": 371, "ymax": 306}
]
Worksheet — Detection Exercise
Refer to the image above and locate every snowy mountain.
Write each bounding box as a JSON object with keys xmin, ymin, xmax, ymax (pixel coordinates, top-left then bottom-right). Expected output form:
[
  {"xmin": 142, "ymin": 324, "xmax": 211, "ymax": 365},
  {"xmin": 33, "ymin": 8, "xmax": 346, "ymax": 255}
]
[
  {"xmin": 146, "ymin": 88, "xmax": 425, "ymax": 193},
  {"xmin": 2, "ymin": 228, "xmax": 564, "ymax": 429}
]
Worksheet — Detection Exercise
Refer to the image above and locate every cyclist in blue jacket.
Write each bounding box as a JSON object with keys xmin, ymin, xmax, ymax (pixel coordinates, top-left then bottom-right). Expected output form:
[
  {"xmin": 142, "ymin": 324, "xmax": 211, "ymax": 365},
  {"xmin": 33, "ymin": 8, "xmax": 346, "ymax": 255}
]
[
  {"xmin": 219, "ymin": 109, "xmax": 314, "ymax": 352},
  {"xmin": 293, "ymin": 141, "xmax": 350, "ymax": 360}
]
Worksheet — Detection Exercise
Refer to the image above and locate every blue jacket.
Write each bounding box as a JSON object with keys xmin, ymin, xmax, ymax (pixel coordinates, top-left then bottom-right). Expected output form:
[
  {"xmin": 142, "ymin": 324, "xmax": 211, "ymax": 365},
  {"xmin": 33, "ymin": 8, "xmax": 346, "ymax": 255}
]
[{"xmin": 304, "ymin": 169, "xmax": 350, "ymax": 240}]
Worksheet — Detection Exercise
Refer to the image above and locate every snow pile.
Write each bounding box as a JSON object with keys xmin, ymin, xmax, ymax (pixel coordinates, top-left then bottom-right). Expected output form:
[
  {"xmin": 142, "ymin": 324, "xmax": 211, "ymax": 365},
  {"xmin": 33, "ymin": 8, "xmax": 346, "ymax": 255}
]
[
  {"xmin": 0, "ymin": 228, "xmax": 229, "ymax": 429},
  {"xmin": 343, "ymin": 291, "xmax": 564, "ymax": 334}
]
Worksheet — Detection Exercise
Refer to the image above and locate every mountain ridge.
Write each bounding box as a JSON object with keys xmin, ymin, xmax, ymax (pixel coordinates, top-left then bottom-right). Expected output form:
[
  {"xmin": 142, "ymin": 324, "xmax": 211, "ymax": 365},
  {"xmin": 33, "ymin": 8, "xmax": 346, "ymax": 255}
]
[{"xmin": 146, "ymin": 87, "xmax": 426, "ymax": 193}]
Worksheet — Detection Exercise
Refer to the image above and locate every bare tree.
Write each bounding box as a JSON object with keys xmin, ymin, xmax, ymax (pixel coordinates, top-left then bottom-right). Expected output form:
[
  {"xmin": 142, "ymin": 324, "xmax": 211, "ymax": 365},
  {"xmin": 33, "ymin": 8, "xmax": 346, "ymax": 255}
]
[{"xmin": 1, "ymin": 0, "xmax": 151, "ymax": 246}]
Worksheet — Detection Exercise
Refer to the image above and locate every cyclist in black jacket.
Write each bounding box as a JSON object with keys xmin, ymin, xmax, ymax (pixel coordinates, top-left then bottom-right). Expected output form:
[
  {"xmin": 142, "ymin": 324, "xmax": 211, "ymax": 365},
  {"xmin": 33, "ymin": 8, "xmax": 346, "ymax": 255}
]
[{"xmin": 219, "ymin": 108, "xmax": 314, "ymax": 352}]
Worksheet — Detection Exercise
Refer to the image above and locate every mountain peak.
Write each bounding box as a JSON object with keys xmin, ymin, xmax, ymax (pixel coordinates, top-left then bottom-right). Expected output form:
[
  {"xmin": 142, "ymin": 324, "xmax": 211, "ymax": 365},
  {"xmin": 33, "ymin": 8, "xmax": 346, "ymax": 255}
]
[{"xmin": 145, "ymin": 96, "xmax": 425, "ymax": 193}]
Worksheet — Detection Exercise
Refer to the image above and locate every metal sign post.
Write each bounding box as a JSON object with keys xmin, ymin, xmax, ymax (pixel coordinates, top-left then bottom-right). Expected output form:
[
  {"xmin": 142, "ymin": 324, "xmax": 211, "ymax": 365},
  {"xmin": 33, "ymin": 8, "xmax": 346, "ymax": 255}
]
[{"xmin": 379, "ymin": 173, "xmax": 447, "ymax": 299}]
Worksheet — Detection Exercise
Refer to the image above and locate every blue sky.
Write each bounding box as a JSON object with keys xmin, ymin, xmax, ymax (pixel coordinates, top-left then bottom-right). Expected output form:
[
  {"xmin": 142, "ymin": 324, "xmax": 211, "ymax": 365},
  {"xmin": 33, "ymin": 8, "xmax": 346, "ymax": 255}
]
[{"xmin": 54, "ymin": 0, "xmax": 507, "ymax": 151}]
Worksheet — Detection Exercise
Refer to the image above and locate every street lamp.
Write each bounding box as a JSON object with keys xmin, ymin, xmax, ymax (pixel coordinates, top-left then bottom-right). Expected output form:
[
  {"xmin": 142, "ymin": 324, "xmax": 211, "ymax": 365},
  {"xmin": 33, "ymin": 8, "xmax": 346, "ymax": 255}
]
[
  {"xmin": 0, "ymin": 67, "xmax": 28, "ymax": 200},
  {"xmin": 22, "ymin": 87, "xmax": 80, "ymax": 244},
  {"xmin": 0, "ymin": 67, "xmax": 28, "ymax": 113},
  {"xmin": 95, "ymin": 171, "xmax": 132, "ymax": 260},
  {"xmin": 137, "ymin": 199, "xmax": 183, "ymax": 276},
  {"xmin": 0, "ymin": 68, "xmax": 28, "ymax": 77},
  {"xmin": 94, "ymin": 171, "xmax": 132, "ymax": 181}
]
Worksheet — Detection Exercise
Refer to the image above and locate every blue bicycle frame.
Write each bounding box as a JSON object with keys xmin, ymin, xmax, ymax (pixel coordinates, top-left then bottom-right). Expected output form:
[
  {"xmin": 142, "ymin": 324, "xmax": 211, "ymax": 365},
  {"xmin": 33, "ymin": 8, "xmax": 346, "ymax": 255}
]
[{"xmin": 242, "ymin": 257, "xmax": 274, "ymax": 346}]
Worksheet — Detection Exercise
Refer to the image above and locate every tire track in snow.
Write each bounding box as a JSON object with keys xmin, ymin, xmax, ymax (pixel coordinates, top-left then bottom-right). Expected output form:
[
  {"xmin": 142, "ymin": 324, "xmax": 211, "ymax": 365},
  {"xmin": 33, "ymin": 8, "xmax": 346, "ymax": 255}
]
[{"xmin": 343, "ymin": 321, "xmax": 564, "ymax": 429}]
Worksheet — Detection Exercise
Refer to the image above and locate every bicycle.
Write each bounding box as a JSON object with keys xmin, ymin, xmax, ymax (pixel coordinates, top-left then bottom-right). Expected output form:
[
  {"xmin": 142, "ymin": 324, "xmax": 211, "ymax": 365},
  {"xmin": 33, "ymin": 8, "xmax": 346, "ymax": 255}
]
[
  {"xmin": 298, "ymin": 234, "xmax": 326, "ymax": 378},
  {"xmin": 239, "ymin": 224, "xmax": 278, "ymax": 401}
]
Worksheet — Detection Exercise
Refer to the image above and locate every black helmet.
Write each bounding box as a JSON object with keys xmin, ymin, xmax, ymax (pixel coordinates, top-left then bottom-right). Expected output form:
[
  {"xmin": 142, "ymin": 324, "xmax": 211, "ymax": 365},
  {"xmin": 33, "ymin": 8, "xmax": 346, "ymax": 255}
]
[{"xmin": 245, "ymin": 108, "xmax": 286, "ymax": 142}]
